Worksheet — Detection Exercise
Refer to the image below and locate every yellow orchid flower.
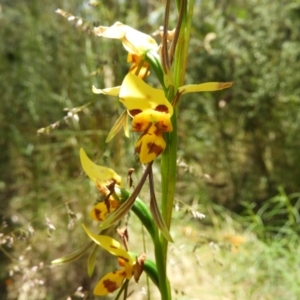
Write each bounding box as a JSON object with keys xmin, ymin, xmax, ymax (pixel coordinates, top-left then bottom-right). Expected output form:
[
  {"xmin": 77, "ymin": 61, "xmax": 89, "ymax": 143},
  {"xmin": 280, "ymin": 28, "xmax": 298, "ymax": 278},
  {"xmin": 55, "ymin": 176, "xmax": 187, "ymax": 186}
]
[
  {"xmin": 80, "ymin": 148, "xmax": 122, "ymax": 221},
  {"xmin": 94, "ymin": 22, "xmax": 158, "ymax": 57},
  {"xmin": 92, "ymin": 71, "xmax": 173, "ymax": 144},
  {"xmin": 119, "ymin": 74, "xmax": 233, "ymax": 163},
  {"xmin": 83, "ymin": 225, "xmax": 145, "ymax": 296},
  {"xmin": 118, "ymin": 73, "xmax": 174, "ymax": 163},
  {"xmin": 92, "ymin": 73, "xmax": 233, "ymax": 163}
]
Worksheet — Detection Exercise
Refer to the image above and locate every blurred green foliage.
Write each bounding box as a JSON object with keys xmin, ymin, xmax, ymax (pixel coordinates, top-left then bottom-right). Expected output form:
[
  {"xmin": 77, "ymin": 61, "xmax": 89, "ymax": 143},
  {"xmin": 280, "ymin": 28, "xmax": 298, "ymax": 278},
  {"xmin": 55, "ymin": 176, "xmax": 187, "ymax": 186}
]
[
  {"xmin": 1, "ymin": 0, "xmax": 300, "ymax": 299},
  {"xmin": 180, "ymin": 0, "xmax": 300, "ymax": 208}
]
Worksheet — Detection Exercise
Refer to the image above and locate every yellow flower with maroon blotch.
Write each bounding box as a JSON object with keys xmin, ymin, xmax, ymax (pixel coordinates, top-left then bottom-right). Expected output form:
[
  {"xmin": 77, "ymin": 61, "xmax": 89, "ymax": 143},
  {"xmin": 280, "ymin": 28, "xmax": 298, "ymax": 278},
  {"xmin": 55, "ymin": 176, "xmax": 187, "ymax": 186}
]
[
  {"xmin": 118, "ymin": 73, "xmax": 173, "ymax": 163},
  {"xmin": 92, "ymin": 73, "xmax": 233, "ymax": 163},
  {"xmin": 80, "ymin": 148, "xmax": 122, "ymax": 221}
]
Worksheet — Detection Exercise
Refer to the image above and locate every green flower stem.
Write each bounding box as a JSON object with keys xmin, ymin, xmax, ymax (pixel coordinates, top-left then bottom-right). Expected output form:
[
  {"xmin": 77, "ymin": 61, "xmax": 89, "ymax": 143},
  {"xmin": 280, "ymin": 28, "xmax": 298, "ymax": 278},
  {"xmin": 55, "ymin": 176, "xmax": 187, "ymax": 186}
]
[
  {"xmin": 143, "ymin": 257, "xmax": 160, "ymax": 288},
  {"xmin": 127, "ymin": 193, "xmax": 171, "ymax": 299},
  {"xmin": 154, "ymin": 229, "xmax": 171, "ymax": 300},
  {"xmin": 161, "ymin": 0, "xmax": 194, "ymax": 234},
  {"xmin": 158, "ymin": 1, "xmax": 195, "ymax": 299},
  {"xmin": 158, "ymin": 82, "xmax": 177, "ymax": 300},
  {"xmin": 161, "ymin": 97, "xmax": 177, "ymax": 232},
  {"xmin": 131, "ymin": 198, "xmax": 156, "ymax": 241},
  {"xmin": 174, "ymin": 0, "xmax": 194, "ymax": 90}
]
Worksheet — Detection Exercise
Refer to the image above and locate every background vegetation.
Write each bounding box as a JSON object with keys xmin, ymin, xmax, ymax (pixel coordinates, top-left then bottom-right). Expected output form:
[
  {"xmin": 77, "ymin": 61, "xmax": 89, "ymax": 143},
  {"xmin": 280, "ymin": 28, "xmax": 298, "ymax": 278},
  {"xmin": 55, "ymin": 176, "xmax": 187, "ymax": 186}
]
[{"xmin": 1, "ymin": 0, "xmax": 300, "ymax": 299}]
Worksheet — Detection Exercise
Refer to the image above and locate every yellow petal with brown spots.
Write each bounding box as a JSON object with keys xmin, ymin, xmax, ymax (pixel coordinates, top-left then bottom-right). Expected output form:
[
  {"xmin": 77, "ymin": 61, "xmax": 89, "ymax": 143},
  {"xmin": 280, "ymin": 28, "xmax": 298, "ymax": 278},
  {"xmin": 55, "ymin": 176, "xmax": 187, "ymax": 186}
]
[
  {"xmin": 135, "ymin": 124, "xmax": 166, "ymax": 164},
  {"xmin": 132, "ymin": 110, "xmax": 172, "ymax": 132},
  {"xmin": 119, "ymin": 73, "xmax": 173, "ymax": 116},
  {"xmin": 93, "ymin": 269, "xmax": 127, "ymax": 295}
]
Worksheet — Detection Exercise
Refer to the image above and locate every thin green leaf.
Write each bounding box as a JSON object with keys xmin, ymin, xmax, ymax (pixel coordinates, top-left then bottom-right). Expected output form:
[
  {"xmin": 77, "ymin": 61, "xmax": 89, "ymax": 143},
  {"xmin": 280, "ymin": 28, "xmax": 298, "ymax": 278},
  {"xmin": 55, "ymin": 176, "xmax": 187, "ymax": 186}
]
[
  {"xmin": 106, "ymin": 109, "xmax": 129, "ymax": 143},
  {"xmin": 114, "ymin": 279, "xmax": 129, "ymax": 300},
  {"xmin": 51, "ymin": 241, "xmax": 93, "ymax": 265},
  {"xmin": 87, "ymin": 243, "xmax": 99, "ymax": 277}
]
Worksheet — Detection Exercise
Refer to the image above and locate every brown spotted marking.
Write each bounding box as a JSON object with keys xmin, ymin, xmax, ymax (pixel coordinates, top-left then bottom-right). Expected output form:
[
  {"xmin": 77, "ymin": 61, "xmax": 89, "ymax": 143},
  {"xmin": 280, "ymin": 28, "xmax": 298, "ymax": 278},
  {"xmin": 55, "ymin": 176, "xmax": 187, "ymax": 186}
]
[
  {"xmin": 155, "ymin": 104, "xmax": 169, "ymax": 113},
  {"xmin": 153, "ymin": 124, "xmax": 161, "ymax": 136},
  {"xmin": 94, "ymin": 208, "xmax": 103, "ymax": 221},
  {"xmin": 159, "ymin": 123, "xmax": 169, "ymax": 131},
  {"xmin": 147, "ymin": 142, "xmax": 163, "ymax": 156},
  {"xmin": 103, "ymin": 278, "xmax": 119, "ymax": 293},
  {"xmin": 135, "ymin": 143, "xmax": 142, "ymax": 154},
  {"xmin": 132, "ymin": 121, "xmax": 143, "ymax": 132},
  {"xmin": 155, "ymin": 118, "xmax": 172, "ymax": 132},
  {"xmin": 129, "ymin": 109, "xmax": 142, "ymax": 116}
]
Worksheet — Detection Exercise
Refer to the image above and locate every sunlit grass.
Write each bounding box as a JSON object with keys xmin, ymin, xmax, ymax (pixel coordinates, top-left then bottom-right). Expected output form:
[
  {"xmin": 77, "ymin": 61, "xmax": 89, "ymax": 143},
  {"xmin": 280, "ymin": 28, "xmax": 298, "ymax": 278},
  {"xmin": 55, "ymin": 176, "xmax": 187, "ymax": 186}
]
[{"xmin": 121, "ymin": 191, "xmax": 300, "ymax": 300}]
